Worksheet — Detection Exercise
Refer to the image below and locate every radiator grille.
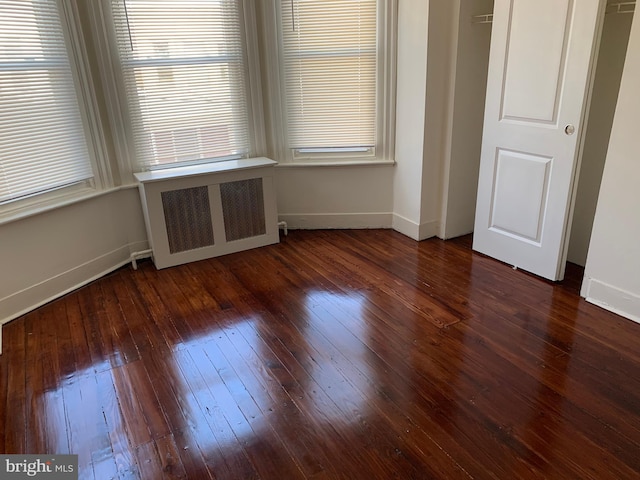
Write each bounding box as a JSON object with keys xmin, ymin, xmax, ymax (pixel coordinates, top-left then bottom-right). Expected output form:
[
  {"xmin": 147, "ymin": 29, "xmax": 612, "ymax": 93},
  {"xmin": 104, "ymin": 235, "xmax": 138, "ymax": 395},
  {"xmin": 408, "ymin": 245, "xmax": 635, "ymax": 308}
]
[
  {"xmin": 220, "ymin": 178, "xmax": 266, "ymax": 241},
  {"xmin": 135, "ymin": 158, "xmax": 279, "ymax": 269},
  {"xmin": 161, "ymin": 186, "xmax": 214, "ymax": 253}
]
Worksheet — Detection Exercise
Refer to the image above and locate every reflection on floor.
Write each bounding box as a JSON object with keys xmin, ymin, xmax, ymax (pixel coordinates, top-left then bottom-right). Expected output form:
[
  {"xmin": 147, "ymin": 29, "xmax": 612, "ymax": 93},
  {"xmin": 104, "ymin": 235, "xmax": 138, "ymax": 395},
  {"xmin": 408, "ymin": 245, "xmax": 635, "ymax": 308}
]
[{"xmin": 1, "ymin": 230, "xmax": 640, "ymax": 479}]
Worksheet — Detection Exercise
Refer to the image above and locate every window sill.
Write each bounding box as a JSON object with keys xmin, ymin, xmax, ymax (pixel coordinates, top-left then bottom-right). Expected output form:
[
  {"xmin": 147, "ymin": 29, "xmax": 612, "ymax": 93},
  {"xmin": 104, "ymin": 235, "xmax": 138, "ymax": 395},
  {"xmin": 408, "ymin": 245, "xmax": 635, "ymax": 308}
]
[
  {"xmin": 135, "ymin": 157, "xmax": 278, "ymax": 184},
  {"xmin": 0, "ymin": 184, "xmax": 137, "ymax": 227},
  {"xmin": 276, "ymin": 160, "xmax": 396, "ymax": 168}
]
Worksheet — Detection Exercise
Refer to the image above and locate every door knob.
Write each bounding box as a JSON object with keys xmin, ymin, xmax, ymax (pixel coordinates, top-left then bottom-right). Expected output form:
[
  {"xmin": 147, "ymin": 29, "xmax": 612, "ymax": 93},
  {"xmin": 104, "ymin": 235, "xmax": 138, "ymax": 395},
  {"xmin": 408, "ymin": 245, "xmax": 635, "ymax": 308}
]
[{"xmin": 565, "ymin": 124, "xmax": 575, "ymax": 135}]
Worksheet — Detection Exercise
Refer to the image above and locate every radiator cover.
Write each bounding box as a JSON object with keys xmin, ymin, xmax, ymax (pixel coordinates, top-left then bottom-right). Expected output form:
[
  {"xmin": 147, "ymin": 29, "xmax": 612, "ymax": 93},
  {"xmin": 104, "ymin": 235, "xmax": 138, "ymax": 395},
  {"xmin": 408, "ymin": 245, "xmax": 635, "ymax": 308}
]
[{"xmin": 135, "ymin": 158, "xmax": 279, "ymax": 269}]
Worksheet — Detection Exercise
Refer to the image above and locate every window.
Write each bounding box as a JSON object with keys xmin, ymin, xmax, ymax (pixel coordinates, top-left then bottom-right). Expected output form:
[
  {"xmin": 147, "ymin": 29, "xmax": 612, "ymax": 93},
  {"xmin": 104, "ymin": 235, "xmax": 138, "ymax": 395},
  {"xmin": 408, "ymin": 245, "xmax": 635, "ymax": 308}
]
[
  {"xmin": 98, "ymin": 0, "xmax": 396, "ymax": 171},
  {"xmin": 0, "ymin": 1, "xmax": 398, "ymax": 219},
  {"xmin": 0, "ymin": 0, "xmax": 96, "ymax": 206},
  {"xmin": 274, "ymin": 0, "xmax": 396, "ymax": 163},
  {"xmin": 109, "ymin": 0, "xmax": 254, "ymax": 171}
]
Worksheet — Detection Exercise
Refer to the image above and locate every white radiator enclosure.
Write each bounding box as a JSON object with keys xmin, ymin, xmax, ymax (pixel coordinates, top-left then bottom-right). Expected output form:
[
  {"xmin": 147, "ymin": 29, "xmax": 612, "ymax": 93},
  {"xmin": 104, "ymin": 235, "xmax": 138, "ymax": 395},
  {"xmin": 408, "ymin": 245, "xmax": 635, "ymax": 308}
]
[{"xmin": 134, "ymin": 157, "xmax": 279, "ymax": 269}]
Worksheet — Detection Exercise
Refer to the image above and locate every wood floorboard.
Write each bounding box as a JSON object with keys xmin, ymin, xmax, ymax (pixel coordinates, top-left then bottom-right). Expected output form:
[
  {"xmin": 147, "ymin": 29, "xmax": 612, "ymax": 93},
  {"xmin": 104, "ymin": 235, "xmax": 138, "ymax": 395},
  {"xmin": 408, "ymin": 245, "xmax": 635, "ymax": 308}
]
[
  {"xmin": 101, "ymin": 275, "xmax": 143, "ymax": 365},
  {"xmin": 3, "ymin": 316, "xmax": 26, "ymax": 453},
  {"xmin": 141, "ymin": 351, "xmax": 222, "ymax": 480},
  {"xmin": 205, "ymin": 253, "xmax": 460, "ymax": 478},
  {"xmin": 24, "ymin": 310, "xmax": 56, "ymax": 455},
  {"xmin": 2, "ymin": 229, "xmax": 640, "ymax": 479},
  {"xmin": 77, "ymin": 282, "xmax": 113, "ymax": 371},
  {"xmin": 0, "ymin": 318, "xmax": 7, "ymax": 453},
  {"xmin": 95, "ymin": 368, "xmax": 138, "ymax": 479}
]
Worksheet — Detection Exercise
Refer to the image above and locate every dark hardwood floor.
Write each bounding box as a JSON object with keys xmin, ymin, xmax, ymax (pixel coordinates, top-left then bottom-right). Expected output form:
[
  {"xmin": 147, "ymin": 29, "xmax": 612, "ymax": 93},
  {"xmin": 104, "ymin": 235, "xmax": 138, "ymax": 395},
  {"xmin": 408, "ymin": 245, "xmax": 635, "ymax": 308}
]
[{"xmin": 2, "ymin": 229, "xmax": 640, "ymax": 479}]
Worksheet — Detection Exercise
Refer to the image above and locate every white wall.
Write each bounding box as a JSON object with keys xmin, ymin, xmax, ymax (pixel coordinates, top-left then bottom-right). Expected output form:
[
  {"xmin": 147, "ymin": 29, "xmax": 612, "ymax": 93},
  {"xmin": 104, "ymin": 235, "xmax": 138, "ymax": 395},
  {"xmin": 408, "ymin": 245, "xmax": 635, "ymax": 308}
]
[
  {"xmin": 0, "ymin": 188, "xmax": 148, "ymax": 325},
  {"xmin": 440, "ymin": 0, "xmax": 493, "ymax": 239},
  {"xmin": 582, "ymin": 11, "xmax": 640, "ymax": 323},
  {"xmin": 275, "ymin": 165, "xmax": 394, "ymax": 229},
  {"xmin": 392, "ymin": 0, "xmax": 460, "ymax": 241},
  {"xmin": 423, "ymin": 0, "xmax": 459, "ymax": 239},
  {"xmin": 257, "ymin": 0, "xmax": 396, "ymax": 232},
  {"xmin": 568, "ymin": 11, "xmax": 633, "ymax": 266},
  {"xmin": 392, "ymin": 0, "xmax": 492, "ymax": 242},
  {"xmin": 268, "ymin": 0, "xmax": 460, "ymax": 242},
  {"xmin": 392, "ymin": 0, "xmax": 431, "ymax": 239}
]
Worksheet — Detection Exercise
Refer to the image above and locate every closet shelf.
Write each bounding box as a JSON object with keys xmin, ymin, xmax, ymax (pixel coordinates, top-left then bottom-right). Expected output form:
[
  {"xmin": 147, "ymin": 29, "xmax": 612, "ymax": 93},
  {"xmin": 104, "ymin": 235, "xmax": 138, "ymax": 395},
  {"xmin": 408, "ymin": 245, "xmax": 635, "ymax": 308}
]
[
  {"xmin": 471, "ymin": 13, "xmax": 493, "ymax": 24},
  {"xmin": 606, "ymin": 1, "xmax": 635, "ymax": 15}
]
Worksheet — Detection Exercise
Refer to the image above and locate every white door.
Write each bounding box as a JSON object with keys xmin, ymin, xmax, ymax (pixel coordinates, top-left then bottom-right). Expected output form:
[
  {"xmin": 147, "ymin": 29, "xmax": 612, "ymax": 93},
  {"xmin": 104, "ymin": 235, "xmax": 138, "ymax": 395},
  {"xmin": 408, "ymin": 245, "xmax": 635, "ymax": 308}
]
[{"xmin": 473, "ymin": 0, "xmax": 604, "ymax": 280}]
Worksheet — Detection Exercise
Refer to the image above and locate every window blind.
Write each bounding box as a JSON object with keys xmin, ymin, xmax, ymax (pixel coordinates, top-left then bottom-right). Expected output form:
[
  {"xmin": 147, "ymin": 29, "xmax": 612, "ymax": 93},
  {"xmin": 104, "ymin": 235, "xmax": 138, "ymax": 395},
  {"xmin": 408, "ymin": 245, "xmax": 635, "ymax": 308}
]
[
  {"xmin": 281, "ymin": 0, "xmax": 377, "ymax": 151},
  {"xmin": 0, "ymin": 0, "xmax": 93, "ymax": 204},
  {"xmin": 112, "ymin": 0, "xmax": 251, "ymax": 170}
]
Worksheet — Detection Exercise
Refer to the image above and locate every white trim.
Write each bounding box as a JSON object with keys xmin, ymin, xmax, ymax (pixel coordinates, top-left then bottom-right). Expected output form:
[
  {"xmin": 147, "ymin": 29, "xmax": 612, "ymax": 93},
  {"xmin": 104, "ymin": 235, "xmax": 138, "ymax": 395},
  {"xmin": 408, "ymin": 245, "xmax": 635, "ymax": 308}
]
[
  {"xmin": 134, "ymin": 157, "xmax": 277, "ymax": 183},
  {"xmin": 259, "ymin": 0, "xmax": 292, "ymax": 162},
  {"xmin": 0, "ymin": 184, "xmax": 138, "ymax": 227},
  {"xmin": 0, "ymin": 0, "xmax": 112, "ymax": 211},
  {"xmin": 88, "ymin": 1, "xmax": 266, "ymax": 179},
  {"xmin": 261, "ymin": 0, "xmax": 398, "ymax": 165},
  {"xmin": 241, "ymin": 0, "xmax": 268, "ymax": 157},
  {"xmin": 392, "ymin": 214, "xmax": 419, "ymax": 239},
  {"xmin": 0, "ymin": 240, "xmax": 148, "ymax": 327},
  {"xmin": 59, "ymin": 0, "xmax": 114, "ymax": 190},
  {"xmin": 582, "ymin": 277, "xmax": 640, "ymax": 324},
  {"xmin": 437, "ymin": 0, "xmax": 462, "ymax": 239},
  {"xmin": 392, "ymin": 214, "xmax": 439, "ymax": 241},
  {"xmin": 276, "ymin": 160, "xmax": 396, "ymax": 168},
  {"xmin": 86, "ymin": 1, "xmax": 137, "ymax": 184},
  {"xmin": 278, "ymin": 213, "xmax": 392, "ymax": 230},
  {"xmin": 378, "ymin": 0, "xmax": 399, "ymax": 162},
  {"xmin": 419, "ymin": 220, "xmax": 440, "ymax": 241}
]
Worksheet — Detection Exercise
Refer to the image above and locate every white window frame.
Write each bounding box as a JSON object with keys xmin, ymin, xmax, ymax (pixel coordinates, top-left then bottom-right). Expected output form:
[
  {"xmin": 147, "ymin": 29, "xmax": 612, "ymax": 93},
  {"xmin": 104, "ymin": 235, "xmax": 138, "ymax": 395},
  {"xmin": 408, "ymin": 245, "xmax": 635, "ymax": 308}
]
[
  {"xmin": 0, "ymin": 0, "xmax": 397, "ymax": 224},
  {"xmin": 0, "ymin": 0, "xmax": 113, "ymax": 223},
  {"xmin": 89, "ymin": 0, "xmax": 266, "ymax": 182},
  {"xmin": 260, "ymin": 0, "xmax": 397, "ymax": 166}
]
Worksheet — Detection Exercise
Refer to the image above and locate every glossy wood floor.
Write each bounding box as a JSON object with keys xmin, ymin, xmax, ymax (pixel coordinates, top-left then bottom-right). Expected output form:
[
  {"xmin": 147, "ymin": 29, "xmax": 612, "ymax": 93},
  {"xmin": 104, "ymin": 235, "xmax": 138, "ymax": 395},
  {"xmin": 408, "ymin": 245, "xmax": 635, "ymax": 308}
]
[{"xmin": 2, "ymin": 230, "xmax": 640, "ymax": 479}]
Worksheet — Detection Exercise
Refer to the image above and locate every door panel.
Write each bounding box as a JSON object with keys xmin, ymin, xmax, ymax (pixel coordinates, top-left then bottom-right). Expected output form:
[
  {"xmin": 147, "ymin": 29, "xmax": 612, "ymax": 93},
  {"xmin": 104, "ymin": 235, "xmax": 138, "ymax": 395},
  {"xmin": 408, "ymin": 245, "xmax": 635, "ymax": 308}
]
[
  {"xmin": 473, "ymin": 0, "xmax": 604, "ymax": 280},
  {"xmin": 489, "ymin": 149, "xmax": 551, "ymax": 244},
  {"xmin": 501, "ymin": 0, "xmax": 572, "ymax": 123}
]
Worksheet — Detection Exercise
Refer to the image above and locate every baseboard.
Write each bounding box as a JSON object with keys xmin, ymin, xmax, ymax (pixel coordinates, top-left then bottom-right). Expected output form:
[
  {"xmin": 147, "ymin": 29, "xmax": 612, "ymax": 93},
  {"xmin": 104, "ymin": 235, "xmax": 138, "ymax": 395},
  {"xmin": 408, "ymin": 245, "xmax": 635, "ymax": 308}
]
[
  {"xmin": 582, "ymin": 277, "xmax": 640, "ymax": 325},
  {"xmin": 419, "ymin": 220, "xmax": 439, "ymax": 241},
  {"xmin": 392, "ymin": 214, "xmax": 439, "ymax": 241},
  {"xmin": 278, "ymin": 213, "xmax": 393, "ymax": 230},
  {"xmin": 277, "ymin": 213, "xmax": 439, "ymax": 241},
  {"xmin": 440, "ymin": 227, "xmax": 474, "ymax": 241},
  {"xmin": 0, "ymin": 240, "xmax": 149, "ymax": 328}
]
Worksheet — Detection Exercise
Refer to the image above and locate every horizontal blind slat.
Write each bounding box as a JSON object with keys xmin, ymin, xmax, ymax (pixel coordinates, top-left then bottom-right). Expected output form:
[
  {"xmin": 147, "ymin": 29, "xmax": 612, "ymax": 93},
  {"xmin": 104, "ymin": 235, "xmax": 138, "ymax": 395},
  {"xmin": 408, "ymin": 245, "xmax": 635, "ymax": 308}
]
[
  {"xmin": 281, "ymin": 0, "xmax": 377, "ymax": 150},
  {"xmin": 112, "ymin": 0, "xmax": 250, "ymax": 169},
  {"xmin": 0, "ymin": 0, "xmax": 94, "ymax": 204}
]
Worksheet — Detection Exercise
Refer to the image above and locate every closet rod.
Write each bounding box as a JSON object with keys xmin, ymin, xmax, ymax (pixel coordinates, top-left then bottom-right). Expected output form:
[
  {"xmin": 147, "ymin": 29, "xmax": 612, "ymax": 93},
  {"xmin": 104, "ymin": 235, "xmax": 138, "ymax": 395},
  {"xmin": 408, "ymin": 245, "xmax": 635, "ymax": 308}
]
[
  {"xmin": 606, "ymin": 1, "xmax": 635, "ymax": 14},
  {"xmin": 472, "ymin": 1, "xmax": 635, "ymax": 24}
]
